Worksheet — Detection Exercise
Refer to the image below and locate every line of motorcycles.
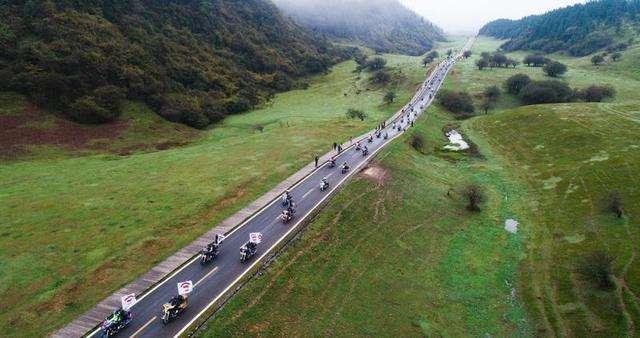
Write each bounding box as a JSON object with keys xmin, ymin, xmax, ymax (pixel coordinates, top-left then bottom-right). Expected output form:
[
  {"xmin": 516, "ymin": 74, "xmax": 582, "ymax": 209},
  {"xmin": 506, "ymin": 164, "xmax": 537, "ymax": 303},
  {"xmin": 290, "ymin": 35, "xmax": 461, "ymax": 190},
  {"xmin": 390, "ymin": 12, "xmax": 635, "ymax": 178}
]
[{"xmin": 98, "ymin": 88, "xmax": 436, "ymax": 336}]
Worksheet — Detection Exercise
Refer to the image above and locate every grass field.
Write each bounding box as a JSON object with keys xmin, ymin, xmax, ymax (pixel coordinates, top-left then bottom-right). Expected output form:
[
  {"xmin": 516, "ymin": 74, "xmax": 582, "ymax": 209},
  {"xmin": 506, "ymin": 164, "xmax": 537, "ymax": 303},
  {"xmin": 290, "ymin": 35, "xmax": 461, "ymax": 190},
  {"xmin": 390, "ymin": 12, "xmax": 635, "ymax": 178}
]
[
  {"xmin": 199, "ymin": 36, "xmax": 640, "ymax": 336},
  {"xmin": 200, "ymin": 104, "xmax": 532, "ymax": 337},
  {"xmin": 0, "ymin": 54, "xmax": 430, "ymax": 336}
]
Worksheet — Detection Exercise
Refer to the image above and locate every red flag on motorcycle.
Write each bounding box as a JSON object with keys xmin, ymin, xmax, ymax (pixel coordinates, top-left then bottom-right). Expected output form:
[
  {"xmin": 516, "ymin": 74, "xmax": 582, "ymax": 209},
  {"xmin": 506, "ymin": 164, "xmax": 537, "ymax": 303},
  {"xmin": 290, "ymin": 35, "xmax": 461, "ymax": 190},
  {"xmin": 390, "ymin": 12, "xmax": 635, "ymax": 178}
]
[
  {"xmin": 121, "ymin": 293, "xmax": 137, "ymax": 311},
  {"xmin": 177, "ymin": 280, "xmax": 194, "ymax": 296},
  {"xmin": 249, "ymin": 232, "xmax": 262, "ymax": 244}
]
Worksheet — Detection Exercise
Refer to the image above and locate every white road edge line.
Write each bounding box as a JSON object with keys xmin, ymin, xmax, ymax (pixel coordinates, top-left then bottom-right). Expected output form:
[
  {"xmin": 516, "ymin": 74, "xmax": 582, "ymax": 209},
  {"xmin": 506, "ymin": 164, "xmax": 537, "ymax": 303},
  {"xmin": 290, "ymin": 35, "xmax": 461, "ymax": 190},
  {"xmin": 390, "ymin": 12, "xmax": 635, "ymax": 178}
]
[
  {"xmin": 130, "ymin": 316, "xmax": 157, "ymax": 338},
  {"xmin": 173, "ymin": 90, "xmax": 427, "ymax": 337},
  {"xmin": 194, "ymin": 267, "xmax": 219, "ymax": 288}
]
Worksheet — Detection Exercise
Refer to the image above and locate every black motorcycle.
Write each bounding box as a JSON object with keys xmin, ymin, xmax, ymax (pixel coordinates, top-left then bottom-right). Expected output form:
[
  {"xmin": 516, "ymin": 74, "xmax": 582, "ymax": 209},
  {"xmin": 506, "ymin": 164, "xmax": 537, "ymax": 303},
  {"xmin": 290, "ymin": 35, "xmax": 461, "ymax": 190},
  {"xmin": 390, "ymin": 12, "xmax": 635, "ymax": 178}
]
[
  {"xmin": 161, "ymin": 295, "xmax": 188, "ymax": 325},
  {"xmin": 100, "ymin": 309, "xmax": 132, "ymax": 337},
  {"xmin": 200, "ymin": 243, "xmax": 219, "ymax": 265},
  {"xmin": 341, "ymin": 164, "xmax": 350, "ymax": 174},
  {"xmin": 240, "ymin": 242, "xmax": 258, "ymax": 263}
]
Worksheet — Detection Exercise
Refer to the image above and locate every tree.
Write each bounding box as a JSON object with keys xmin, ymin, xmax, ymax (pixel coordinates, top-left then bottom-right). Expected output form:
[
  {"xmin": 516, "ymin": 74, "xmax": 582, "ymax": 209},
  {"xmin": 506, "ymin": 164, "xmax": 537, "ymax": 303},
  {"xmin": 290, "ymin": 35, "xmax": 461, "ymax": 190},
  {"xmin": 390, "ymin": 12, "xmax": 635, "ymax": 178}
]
[
  {"xmin": 463, "ymin": 184, "xmax": 484, "ymax": 212},
  {"xmin": 410, "ymin": 133, "xmax": 425, "ymax": 152},
  {"xmin": 355, "ymin": 54, "xmax": 369, "ymax": 71},
  {"xmin": 463, "ymin": 50, "xmax": 472, "ymax": 58},
  {"xmin": 543, "ymin": 61, "xmax": 567, "ymax": 77},
  {"xmin": 438, "ymin": 91, "xmax": 475, "ymax": 119},
  {"xmin": 446, "ymin": 49, "xmax": 453, "ymax": 57},
  {"xmin": 523, "ymin": 54, "xmax": 548, "ymax": 67},
  {"xmin": 504, "ymin": 74, "xmax": 531, "ymax": 95},
  {"xmin": 476, "ymin": 58, "xmax": 489, "ymax": 70},
  {"xmin": 591, "ymin": 54, "xmax": 605, "ymax": 65},
  {"xmin": 520, "ymin": 80, "xmax": 573, "ymax": 105},
  {"xmin": 366, "ymin": 57, "xmax": 387, "ymax": 71},
  {"xmin": 611, "ymin": 52, "xmax": 622, "ymax": 61},
  {"xmin": 383, "ymin": 91, "xmax": 396, "ymax": 104}
]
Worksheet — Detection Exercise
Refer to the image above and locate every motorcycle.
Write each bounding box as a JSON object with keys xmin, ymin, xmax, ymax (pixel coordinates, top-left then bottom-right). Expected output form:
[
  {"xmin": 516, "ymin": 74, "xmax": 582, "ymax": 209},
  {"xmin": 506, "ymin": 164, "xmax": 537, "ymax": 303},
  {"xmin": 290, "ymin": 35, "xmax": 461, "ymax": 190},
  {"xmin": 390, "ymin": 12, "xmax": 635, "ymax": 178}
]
[
  {"xmin": 200, "ymin": 243, "xmax": 219, "ymax": 265},
  {"xmin": 281, "ymin": 210, "xmax": 293, "ymax": 223},
  {"xmin": 240, "ymin": 242, "xmax": 258, "ymax": 263},
  {"xmin": 383, "ymin": 133, "xmax": 389, "ymax": 140},
  {"xmin": 362, "ymin": 148, "xmax": 368, "ymax": 156},
  {"xmin": 320, "ymin": 180, "xmax": 329, "ymax": 191},
  {"xmin": 161, "ymin": 296, "xmax": 188, "ymax": 325},
  {"xmin": 328, "ymin": 159, "xmax": 336, "ymax": 168},
  {"xmin": 281, "ymin": 193, "xmax": 293, "ymax": 208},
  {"xmin": 341, "ymin": 164, "xmax": 350, "ymax": 174},
  {"xmin": 100, "ymin": 309, "xmax": 132, "ymax": 337}
]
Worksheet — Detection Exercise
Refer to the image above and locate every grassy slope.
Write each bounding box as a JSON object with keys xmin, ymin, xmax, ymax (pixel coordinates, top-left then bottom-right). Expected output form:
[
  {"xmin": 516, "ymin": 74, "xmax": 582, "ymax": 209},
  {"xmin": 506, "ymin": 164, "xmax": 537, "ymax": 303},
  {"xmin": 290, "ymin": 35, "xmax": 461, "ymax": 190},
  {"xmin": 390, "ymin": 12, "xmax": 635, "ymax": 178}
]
[
  {"xmin": 200, "ymin": 37, "xmax": 534, "ymax": 336},
  {"xmin": 0, "ymin": 57, "xmax": 427, "ymax": 336},
  {"xmin": 459, "ymin": 37, "xmax": 640, "ymax": 336}
]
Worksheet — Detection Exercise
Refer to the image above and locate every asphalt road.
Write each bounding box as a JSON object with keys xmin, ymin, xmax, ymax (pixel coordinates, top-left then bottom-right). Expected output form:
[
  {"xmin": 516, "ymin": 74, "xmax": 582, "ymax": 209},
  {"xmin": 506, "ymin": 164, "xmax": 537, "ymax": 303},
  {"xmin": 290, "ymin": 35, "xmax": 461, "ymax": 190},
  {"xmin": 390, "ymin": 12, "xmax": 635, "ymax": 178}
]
[{"xmin": 86, "ymin": 41, "xmax": 471, "ymax": 338}]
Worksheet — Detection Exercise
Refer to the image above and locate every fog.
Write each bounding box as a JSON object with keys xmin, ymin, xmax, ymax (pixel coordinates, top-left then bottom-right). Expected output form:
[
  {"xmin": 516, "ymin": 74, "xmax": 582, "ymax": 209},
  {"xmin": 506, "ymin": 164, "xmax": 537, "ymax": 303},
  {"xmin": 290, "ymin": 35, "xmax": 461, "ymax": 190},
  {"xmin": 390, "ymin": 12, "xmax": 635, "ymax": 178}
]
[{"xmin": 399, "ymin": 0, "xmax": 588, "ymax": 34}]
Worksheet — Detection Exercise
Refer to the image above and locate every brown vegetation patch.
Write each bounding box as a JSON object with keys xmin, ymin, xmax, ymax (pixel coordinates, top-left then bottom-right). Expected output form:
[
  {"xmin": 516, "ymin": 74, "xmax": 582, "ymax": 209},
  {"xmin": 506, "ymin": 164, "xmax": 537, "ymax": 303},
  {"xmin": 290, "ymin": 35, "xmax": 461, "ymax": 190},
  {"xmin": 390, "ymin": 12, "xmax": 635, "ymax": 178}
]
[
  {"xmin": 0, "ymin": 104, "xmax": 128, "ymax": 159},
  {"xmin": 359, "ymin": 163, "xmax": 390, "ymax": 185}
]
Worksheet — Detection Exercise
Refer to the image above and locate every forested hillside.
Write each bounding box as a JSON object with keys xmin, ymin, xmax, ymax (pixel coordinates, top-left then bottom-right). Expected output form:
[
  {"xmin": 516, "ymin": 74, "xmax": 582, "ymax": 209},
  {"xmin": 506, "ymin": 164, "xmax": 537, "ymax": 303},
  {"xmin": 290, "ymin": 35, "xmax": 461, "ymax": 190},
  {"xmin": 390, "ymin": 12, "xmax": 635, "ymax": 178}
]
[
  {"xmin": 0, "ymin": 0, "xmax": 354, "ymax": 128},
  {"xmin": 272, "ymin": 0, "xmax": 445, "ymax": 56},
  {"xmin": 479, "ymin": 0, "xmax": 640, "ymax": 56}
]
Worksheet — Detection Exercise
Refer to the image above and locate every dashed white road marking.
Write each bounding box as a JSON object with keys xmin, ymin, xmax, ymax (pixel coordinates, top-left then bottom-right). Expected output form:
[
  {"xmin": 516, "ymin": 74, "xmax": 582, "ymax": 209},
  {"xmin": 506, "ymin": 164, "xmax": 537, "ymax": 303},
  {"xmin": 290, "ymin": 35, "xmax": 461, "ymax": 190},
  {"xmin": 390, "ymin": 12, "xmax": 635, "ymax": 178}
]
[
  {"xmin": 194, "ymin": 267, "xmax": 219, "ymax": 287},
  {"xmin": 130, "ymin": 316, "xmax": 156, "ymax": 338}
]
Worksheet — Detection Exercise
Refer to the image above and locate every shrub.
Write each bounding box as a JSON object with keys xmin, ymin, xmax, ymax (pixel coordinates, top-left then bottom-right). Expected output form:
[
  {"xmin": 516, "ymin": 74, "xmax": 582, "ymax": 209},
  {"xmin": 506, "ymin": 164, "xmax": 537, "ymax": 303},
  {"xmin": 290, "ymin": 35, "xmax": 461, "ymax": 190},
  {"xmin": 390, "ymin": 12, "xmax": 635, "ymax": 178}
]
[
  {"xmin": 543, "ymin": 61, "xmax": 567, "ymax": 77},
  {"xmin": 591, "ymin": 54, "xmax": 605, "ymax": 65},
  {"xmin": 383, "ymin": 91, "xmax": 396, "ymax": 104},
  {"xmin": 484, "ymin": 85, "xmax": 501, "ymax": 102},
  {"xmin": 346, "ymin": 108, "xmax": 367, "ymax": 121},
  {"xmin": 366, "ymin": 57, "xmax": 387, "ymax": 71},
  {"xmin": 577, "ymin": 251, "xmax": 615, "ymax": 291},
  {"xmin": 604, "ymin": 190, "xmax": 623, "ymax": 218},
  {"xmin": 463, "ymin": 50, "xmax": 472, "ymax": 58},
  {"xmin": 371, "ymin": 69, "xmax": 391, "ymax": 84},
  {"xmin": 438, "ymin": 91, "xmax": 475, "ymax": 119},
  {"xmin": 409, "ymin": 133, "xmax": 425, "ymax": 152},
  {"xmin": 463, "ymin": 184, "xmax": 484, "ymax": 212},
  {"xmin": 611, "ymin": 52, "xmax": 622, "ymax": 61},
  {"xmin": 69, "ymin": 96, "xmax": 117, "ymax": 124},
  {"xmin": 582, "ymin": 85, "xmax": 616, "ymax": 102},
  {"xmin": 504, "ymin": 74, "xmax": 531, "ymax": 95},
  {"xmin": 520, "ymin": 80, "xmax": 573, "ymax": 105},
  {"xmin": 476, "ymin": 58, "xmax": 489, "ymax": 70}
]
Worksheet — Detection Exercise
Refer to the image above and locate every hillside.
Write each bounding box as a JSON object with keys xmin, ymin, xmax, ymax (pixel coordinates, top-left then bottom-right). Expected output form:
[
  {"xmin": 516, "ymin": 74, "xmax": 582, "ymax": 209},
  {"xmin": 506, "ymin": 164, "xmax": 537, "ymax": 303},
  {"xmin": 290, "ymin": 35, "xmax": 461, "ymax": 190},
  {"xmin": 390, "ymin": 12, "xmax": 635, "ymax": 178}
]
[
  {"xmin": 272, "ymin": 0, "xmax": 445, "ymax": 56},
  {"xmin": 479, "ymin": 0, "xmax": 640, "ymax": 56},
  {"xmin": 0, "ymin": 0, "xmax": 353, "ymax": 129}
]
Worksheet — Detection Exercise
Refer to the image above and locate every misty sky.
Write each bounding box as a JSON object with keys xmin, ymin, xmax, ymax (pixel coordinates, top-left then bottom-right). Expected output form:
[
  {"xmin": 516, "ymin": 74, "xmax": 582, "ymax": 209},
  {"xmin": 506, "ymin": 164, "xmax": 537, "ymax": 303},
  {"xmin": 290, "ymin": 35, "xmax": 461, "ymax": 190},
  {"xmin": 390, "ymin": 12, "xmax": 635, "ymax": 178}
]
[{"xmin": 399, "ymin": 0, "xmax": 587, "ymax": 33}]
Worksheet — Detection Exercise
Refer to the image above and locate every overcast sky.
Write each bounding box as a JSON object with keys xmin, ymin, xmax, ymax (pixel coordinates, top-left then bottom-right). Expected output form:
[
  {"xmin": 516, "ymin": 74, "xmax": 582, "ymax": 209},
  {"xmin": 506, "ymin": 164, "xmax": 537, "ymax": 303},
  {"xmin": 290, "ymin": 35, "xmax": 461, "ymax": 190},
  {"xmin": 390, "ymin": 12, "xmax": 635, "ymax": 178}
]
[{"xmin": 399, "ymin": 0, "xmax": 587, "ymax": 34}]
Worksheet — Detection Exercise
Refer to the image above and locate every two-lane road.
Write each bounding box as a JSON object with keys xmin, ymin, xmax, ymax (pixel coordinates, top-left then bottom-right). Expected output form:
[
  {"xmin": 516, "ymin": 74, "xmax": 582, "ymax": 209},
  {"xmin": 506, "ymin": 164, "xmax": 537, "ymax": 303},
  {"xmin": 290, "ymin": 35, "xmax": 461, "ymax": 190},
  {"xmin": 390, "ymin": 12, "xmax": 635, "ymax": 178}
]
[{"xmin": 82, "ymin": 40, "xmax": 472, "ymax": 338}]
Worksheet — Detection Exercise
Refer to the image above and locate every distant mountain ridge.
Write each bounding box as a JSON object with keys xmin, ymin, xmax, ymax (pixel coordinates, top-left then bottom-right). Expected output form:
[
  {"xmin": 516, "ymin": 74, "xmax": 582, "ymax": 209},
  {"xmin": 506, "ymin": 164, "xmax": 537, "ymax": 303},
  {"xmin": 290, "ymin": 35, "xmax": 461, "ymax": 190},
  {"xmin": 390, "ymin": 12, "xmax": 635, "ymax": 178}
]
[
  {"xmin": 272, "ymin": 0, "xmax": 445, "ymax": 56},
  {"xmin": 479, "ymin": 0, "xmax": 640, "ymax": 56},
  {"xmin": 0, "ymin": 0, "xmax": 354, "ymax": 128}
]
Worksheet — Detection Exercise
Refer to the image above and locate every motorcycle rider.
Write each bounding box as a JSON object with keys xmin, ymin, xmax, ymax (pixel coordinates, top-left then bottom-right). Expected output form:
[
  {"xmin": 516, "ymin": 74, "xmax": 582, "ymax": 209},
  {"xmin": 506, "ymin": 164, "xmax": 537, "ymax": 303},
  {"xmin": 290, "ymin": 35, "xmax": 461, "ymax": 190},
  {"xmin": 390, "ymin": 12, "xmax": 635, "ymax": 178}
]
[
  {"xmin": 362, "ymin": 146, "xmax": 368, "ymax": 156},
  {"xmin": 167, "ymin": 294, "xmax": 187, "ymax": 317},
  {"xmin": 328, "ymin": 157, "xmax": 336, "ymax": 168},
  {"xmin": 320, "ymin": 177, "xmax": 329, "ymax": 190}
]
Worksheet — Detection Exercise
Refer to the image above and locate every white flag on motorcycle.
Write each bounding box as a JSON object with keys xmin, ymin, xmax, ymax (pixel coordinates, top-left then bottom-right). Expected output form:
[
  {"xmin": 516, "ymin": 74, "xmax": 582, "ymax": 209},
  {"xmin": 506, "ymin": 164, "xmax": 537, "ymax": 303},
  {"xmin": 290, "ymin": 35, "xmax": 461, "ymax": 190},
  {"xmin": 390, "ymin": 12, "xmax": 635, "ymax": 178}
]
[
  {"xmin": 249, "ymin": 232, "xmax": 262, "ymax": 244},
  {"xmin": 215, "ymin": 233, "xmax": 226, "ymax": 244},
  {"xmin": 177, "ymin": 280, "xmax": 194, "ymax": 296},
  {"xmin": 121, "ymin": 293, "xmax": 137, "ymax": 311}
]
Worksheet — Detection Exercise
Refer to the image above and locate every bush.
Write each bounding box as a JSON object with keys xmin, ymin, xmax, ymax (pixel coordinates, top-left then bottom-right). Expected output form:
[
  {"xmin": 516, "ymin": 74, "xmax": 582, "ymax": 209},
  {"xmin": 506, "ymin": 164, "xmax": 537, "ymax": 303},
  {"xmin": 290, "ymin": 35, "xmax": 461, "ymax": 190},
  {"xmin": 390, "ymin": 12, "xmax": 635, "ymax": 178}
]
[
  {"xmin": 611, "ymin": 52, "xmax": 622, "ymax": 61},
  {"xmin": 484, "ymin": 85, "xmax": 501, "ymax": 102},
  {"xmin": 476, "ymin": 58, "xmax": 489, "ymax": 70},
  {"xmin": 371, "ymin": 69, "xmax": 391, "ymax": 84},
  {"xmin": 383, "ymin": 91, "xmax": 396, "ymax": 104},
  {"xmin": 523, "ymin": 54, "xmax": 548, "ymax": 67},
  {"xmin": 520, "ymin": 80, "xmax": 573, "ymax": 105},
  {"xmin": 69, "ymin": 96, "xmax": 117, "ymax": 124},
  {"xmin": 581, "ymin": 85, "xmax": 616, "ymax": 102},
  {"xmin": 366, "ymin": 57, "xmax": 387, "ymax": 71},
  {"xmin": 409, "ymin": 133, "xmax": 425, "ymax": 152},
  {"xmin": 577, "ymin": 251, "xmax": 615, "ymax": 291},
  {"xmin": 543, "ymin": 61, "xmax": 567, "ymax": 77},
  {"xmin": 603, "ymin": 190, "xmax": 623, "ymax": 218},
  {"xmin": 591, "ymin": 54, "xmax": 605, "ymax": 65},
  {"xmin": 463, "ymin": 50, "xmax": 472, "ymax": 58},
  {"xmin": 346, "ymin": 108, "xmax": 367, "ymax": 121},
  {"xmin": 463, "ymin": 184, "xmax": 484, "ymax": 212},
  {"xmin": 438, "ymin": 91, "xmax": 475, "ymax": 119},
  {"xmin": 504, "ymin": 74, "xmax": 531, "ymax": 95}
]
